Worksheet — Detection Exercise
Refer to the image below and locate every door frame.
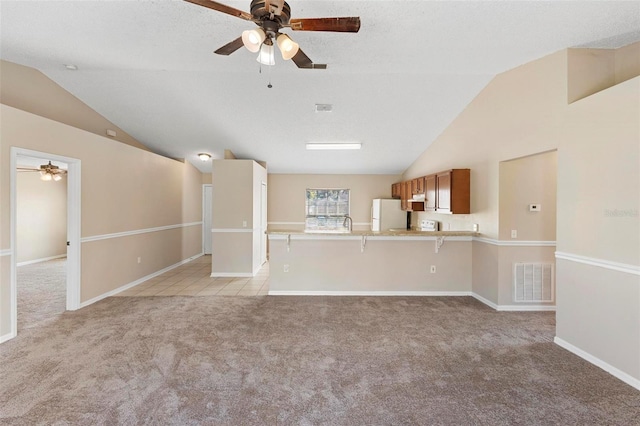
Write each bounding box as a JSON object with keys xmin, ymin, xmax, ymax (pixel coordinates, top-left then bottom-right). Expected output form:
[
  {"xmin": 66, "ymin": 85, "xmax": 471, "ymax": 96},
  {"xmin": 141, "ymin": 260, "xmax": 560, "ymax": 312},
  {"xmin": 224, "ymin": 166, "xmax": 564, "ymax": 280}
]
[{"xmin": 9, "ymin": 147, "xmax": 81, "ymax": 340}]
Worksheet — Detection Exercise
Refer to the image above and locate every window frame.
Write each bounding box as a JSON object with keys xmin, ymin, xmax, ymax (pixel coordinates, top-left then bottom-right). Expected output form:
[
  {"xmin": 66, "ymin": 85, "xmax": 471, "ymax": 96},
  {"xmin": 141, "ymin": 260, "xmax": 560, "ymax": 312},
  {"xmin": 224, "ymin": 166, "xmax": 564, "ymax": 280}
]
[{"xmin": 304, "ymin": 188, "xmax": 351, "ymax": 233}]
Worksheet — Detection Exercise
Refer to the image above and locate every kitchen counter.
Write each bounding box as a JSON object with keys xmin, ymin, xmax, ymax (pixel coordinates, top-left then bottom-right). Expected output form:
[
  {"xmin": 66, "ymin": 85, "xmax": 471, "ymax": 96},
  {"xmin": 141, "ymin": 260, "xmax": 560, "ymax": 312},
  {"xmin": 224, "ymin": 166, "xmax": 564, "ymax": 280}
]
[{"xmin": 267, "ymin": 229, "xmax": 478, "ymax": 238}]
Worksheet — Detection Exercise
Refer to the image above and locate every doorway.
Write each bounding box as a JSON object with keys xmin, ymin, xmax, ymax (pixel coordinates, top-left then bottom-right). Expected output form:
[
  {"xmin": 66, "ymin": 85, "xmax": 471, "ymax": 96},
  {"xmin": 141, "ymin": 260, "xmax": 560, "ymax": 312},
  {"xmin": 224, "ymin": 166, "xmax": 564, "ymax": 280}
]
[
  {"xmin": 9, "ymin": 147, "xmax": 81, "ymax": 341},
  {"xmin": 16, "ymin": 155, "xmax": 68, "ymax": 330}
]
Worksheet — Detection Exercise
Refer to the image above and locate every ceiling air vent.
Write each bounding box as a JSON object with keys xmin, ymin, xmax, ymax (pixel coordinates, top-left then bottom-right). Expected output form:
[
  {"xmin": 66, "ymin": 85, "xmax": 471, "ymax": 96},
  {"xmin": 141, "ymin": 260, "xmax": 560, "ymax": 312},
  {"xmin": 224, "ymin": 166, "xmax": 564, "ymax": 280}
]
[{"xmin": 315, "ymin": 104, "xmax": 332, "ymax": 112}]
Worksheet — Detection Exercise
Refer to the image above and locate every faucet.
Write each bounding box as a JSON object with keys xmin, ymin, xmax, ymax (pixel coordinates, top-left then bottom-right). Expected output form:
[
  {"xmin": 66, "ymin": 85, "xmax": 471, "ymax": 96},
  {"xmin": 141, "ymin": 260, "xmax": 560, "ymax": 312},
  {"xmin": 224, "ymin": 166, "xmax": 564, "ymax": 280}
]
[{"xmin": 343, "ymin": 216, "xmax": 353, "ymax": 232}]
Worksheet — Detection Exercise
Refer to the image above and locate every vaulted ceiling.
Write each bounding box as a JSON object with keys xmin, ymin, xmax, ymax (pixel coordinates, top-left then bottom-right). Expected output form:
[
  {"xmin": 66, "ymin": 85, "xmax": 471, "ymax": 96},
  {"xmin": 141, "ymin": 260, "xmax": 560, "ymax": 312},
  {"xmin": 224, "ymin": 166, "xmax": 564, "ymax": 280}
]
[{"xmin": 2, "ymin": 1, "xmax": 639, "ymax": 173}]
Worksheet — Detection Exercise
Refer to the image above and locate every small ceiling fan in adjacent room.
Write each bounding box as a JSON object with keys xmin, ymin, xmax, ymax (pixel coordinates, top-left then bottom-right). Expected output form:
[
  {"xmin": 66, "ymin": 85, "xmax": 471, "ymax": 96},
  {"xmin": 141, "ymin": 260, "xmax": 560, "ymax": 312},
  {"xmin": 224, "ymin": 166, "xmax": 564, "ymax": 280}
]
[
  {"xmin": 184, "ymin": 0, "xmax": 361, "ymax": 69},
  {"xmin": 18, "ymin": 161, "xmax": 67, "ymax": 182}
]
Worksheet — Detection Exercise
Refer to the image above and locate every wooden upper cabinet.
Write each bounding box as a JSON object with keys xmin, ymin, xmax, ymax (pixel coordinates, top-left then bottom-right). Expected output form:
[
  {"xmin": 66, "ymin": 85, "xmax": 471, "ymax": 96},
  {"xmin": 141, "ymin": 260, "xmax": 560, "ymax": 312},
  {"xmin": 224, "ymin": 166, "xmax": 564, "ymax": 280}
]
[
  {"xmin": 424, "ymin": 174, "xmax": 436, "ymax": 211},
  {"xmin": 436, "ymin": 169, "xmax": 470, "ymax": 214},
  {"xmin": 391, "ymin": 182, "xmax": 402, "ymax": 199},
  {"xmin": 412, "ymin": 177, "xmax": 425, "ymax": 195}
]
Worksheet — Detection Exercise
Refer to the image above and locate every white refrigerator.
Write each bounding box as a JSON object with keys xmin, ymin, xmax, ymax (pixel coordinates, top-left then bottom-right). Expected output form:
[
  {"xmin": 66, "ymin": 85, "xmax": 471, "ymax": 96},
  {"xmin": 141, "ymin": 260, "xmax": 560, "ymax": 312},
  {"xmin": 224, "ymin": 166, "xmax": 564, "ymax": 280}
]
[{"xmin": 371, "ymin": 199, "xmax": 406, "ymax": 231}]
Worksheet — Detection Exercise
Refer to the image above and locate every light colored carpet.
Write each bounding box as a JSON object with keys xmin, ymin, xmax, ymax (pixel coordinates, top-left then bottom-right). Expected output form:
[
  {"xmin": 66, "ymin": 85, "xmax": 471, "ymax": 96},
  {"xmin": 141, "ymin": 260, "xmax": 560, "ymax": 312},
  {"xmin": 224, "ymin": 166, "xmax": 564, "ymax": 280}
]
[
  {"xmin": 0, "ymin": 295, "xmax": 638, "ymax": 425},
  {"xmin": 17, "ymin": 258, "xmax": 66, "ymax": 330}
]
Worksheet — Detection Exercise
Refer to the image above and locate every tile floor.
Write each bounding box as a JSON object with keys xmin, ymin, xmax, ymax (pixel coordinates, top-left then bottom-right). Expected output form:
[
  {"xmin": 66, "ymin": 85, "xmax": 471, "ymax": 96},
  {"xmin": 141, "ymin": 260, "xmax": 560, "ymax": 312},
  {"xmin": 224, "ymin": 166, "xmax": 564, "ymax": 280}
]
[{"xmin": 114, "ymin": 255, "xmax": 269, "ymax": 297}]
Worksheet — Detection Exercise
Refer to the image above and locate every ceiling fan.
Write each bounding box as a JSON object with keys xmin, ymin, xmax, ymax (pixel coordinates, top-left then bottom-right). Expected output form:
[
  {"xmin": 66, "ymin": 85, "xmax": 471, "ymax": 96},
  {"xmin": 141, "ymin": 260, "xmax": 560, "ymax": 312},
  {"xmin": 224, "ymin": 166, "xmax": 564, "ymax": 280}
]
[
  {"xmin": 184, "ymin": 0, "xmax": 361, "ymax": 69},
  {"xmin": 18, "ymin": 161, "xmax": 67, "ymax": 182}
]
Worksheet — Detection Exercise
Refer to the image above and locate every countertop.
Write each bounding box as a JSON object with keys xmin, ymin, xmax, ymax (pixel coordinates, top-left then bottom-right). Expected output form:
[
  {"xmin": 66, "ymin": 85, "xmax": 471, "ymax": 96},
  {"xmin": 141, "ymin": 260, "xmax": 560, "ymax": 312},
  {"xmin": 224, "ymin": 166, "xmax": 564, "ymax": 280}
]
[{"xmin": 267, "ymin": 229, "xmax": 478, "ymax": 237}]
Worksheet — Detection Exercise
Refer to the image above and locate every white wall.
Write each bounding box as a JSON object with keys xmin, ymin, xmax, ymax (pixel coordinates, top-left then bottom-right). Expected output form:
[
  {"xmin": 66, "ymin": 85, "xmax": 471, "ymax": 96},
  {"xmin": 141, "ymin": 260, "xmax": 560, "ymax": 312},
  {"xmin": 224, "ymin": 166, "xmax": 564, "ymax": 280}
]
[{"xmin": 16, "ymin": 171, "xmax": 67, "ymax": 263}]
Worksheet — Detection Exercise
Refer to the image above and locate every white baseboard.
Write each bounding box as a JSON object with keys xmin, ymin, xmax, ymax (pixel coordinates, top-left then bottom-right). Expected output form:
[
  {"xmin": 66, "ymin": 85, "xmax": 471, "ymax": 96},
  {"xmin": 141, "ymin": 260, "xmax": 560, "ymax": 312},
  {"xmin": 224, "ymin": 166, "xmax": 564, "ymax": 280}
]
[
  {"xmin": 471, "ymin": 293, "xmax": 556, "ymax": 311},
  {"xmin": 17, "ymin": 254, "xmax": 66, "ymax": 267},
  {"xmin": 79, "ymin": 253, "xmax": 204, "ymax": 308},
  {"xmin": 554, "ymin": 336, "xmax": 640, "ymax": 391},
  {"xmin": 0, "ymin": 332, "xmax": 16, "ymax": 344},
  {"xmin": 268, "ymin": 290, "xmax": 472, "ymax": 297},
  {"xmin": 471, "ymin": 293, "xmax": 499, "ymax": 309}
]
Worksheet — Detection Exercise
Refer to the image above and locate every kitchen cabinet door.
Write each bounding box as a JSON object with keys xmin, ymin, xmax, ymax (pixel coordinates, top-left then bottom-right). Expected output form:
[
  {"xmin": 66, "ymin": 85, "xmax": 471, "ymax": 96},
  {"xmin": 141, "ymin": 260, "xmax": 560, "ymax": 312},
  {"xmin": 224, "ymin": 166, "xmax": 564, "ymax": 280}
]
[
  {"xmin": 425, "ymin": 174, "xmax": 436, "ymax": 211},
  {"xmin": 436, "ymin": 169, "xmax": 470, "ymax": 214},
  {"xmin": 391, "ymin": 183, "xmax": 401, "ymax": 199}
]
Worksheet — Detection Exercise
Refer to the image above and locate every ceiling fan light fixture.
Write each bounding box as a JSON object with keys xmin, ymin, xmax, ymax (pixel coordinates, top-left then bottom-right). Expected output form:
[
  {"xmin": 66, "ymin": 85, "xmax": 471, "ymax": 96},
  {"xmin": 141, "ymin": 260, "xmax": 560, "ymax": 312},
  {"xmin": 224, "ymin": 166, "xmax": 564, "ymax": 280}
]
[
  {"xmin": 198, "ymin": 153, "xmax": 212, "ymax": 161},
  {"xmin": 276, "ymin": 34, "xmax": 299, "ymax": 60},
  {"xmin": 242, "ymin": 28, "xmax": 266, "ymax": 53},
  {"xmin": 40, "ymin": 171, "xmax": 53, "ymax": 181},
  {"xmin": 257, "ymin": 43, "xmax": 275, "ymax": 65},
  {"xmin": 53, "ymin": 174, "xmax": 62, "ymax": 182}
]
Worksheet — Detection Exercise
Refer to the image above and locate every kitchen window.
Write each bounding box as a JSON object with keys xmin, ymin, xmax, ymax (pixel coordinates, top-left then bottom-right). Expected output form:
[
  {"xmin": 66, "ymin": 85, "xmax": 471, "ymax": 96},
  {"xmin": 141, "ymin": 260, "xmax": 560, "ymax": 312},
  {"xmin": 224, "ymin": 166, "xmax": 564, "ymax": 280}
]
[{"xmin": 305, "ymin": 189, "xmax": 350, "ymax": 232}]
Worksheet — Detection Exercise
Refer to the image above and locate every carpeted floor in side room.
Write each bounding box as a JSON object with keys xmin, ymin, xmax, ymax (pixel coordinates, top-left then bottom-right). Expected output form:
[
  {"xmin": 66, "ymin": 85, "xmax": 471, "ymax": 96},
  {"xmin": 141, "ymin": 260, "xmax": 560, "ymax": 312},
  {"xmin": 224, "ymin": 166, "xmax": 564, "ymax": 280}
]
[
  {"xmin": 17, "ymin": 258, "xmax": 66, "ymax": 331},
  {"xmin": 0, "ymin": 295, "xmax": 638, "ymax": 425}
]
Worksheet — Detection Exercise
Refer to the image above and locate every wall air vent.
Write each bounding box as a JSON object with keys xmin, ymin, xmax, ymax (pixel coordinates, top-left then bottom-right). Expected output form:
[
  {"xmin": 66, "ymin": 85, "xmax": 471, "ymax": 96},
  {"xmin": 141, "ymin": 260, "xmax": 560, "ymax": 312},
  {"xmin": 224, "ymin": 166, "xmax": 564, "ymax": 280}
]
[{"xmin": 513, "ymin": 263, "xmax": 554, "ymax": 302}]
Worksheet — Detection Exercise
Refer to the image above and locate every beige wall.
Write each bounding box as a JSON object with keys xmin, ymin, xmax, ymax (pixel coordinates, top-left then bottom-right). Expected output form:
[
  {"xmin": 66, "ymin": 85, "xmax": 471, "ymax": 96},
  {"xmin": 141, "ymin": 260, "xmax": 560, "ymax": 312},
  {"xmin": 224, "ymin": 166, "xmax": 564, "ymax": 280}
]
[
  {"xmin": 0, "ymin": 60, "xmax": 148, "ymax": 152},
  {"xmin": 269, "ymin": 237, "xmax": 472, "ymax": 293},
  {"xmin": 404, "ymin": 44, "xmax": 639, "ymax": 384},
  {"xmin": 16, "ymin": 172, "xmax": 67, "ymax": 263},
  {"xmin": 404, "ymin": 50, "xmax": 567, "ymax": 238},
  {"xmin": 1, "ymin": 105, "xmax": 203, "ymax": 337},
  {"xmin": 567, "ymin": 42, "xmax": 640, "ymax": 103},
  {"xmin": 267, "ymin": 174, "xmax": 401, "ymax": 231},
  {"xmin": 558, "ymin": 77, "xmax": 639, "ymax": 264},
  {"xmin": 555, "ymin": 77, "xmax": 639, "ymax": 382},
  {"xmin": 498, "ymin": 151, "xmax": 557, "ymax": 241},
  {"xmin": 211, "ymin": 159, "xmax": 267, "ymax": 276}
]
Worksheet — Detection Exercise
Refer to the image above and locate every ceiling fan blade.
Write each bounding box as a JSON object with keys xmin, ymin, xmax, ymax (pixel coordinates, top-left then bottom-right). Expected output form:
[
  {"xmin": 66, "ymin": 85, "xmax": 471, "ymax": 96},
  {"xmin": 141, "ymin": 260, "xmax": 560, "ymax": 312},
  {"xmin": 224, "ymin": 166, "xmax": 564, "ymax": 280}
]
[
  {"xmin": 291, "ymin": 48, "xmax": 327, "ymax": 70},
  {"xmin": 17, "ymin": 168, "xmax": 39, "ymax": 172},
  {"xmin": 183, "ymin": 0, "xmax": 253, "ymax": 21},
  {"xmin": 289, "ymin": 17, "xmax": 361, "ymax": 33},
  {"xmin": 214, "ymin": 36, "xmax": 245, "ymax": 55}
]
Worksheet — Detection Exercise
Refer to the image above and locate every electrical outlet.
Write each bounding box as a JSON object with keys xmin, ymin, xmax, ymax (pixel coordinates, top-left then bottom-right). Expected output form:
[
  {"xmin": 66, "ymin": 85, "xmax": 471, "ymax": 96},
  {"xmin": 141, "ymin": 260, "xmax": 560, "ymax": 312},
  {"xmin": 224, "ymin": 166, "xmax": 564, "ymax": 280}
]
[
  {"xmin": 529, "ymin": 204, "xmax": 541, "ymax": 212},
  {"xmin": 430, "ymin": 265, "xmax": 436, "ymax": 273},
  {"xmin": 137, "ymin": 257, "xmax": 141, "ymax": 264},
  {"xmin": 511, "ymin": 230, "xmax": 517, "ymax": 239},
  {"xmin": 242, "ymin": 220, "xmax": 247, "ymax": 228},
  {"xmin": 283, "ymin": 264, "xmax": 289, "ymax": 273}
]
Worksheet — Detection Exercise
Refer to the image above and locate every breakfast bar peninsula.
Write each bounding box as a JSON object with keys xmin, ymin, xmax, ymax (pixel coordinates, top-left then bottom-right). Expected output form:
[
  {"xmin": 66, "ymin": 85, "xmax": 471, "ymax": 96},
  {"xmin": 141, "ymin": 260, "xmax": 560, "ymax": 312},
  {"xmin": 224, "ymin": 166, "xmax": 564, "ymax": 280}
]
[{"xmin": 267, "ymin": 229, "xmax": 478, "ymax": 296}]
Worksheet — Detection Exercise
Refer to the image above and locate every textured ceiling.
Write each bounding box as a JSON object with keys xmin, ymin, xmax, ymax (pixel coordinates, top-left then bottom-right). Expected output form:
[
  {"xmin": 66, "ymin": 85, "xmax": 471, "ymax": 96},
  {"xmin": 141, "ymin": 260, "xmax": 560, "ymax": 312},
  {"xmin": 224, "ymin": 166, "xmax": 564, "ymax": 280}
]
[{"xmin": 2, "ymin": 0, "xmax": 639, "ymax": 174}]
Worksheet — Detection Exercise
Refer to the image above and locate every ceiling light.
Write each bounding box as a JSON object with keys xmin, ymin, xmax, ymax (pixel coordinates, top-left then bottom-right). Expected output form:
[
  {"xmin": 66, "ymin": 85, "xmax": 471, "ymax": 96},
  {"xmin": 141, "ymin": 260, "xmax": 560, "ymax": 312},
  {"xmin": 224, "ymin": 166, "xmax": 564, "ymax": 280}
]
[
  {"xmin": 242, "ymin": 28, "xmax": 266, "ymax": 53},
  {"xmin": 64, "ymin": 64, "xmax": 78, "ymax": 70},
  {"xmin": 53, "ymin": 174, "xmax": 62, "ymax": 182},
  {"xmin": 40, "ymin": 171, "xmax": 53, "ymax": 181},
  {"xmin": 198, "ymin": 153, "xmax": 212, "ymax": 161},
  {"xmin": 276, "ymin": 34, "xmax": 299, "ymax": 60},
  {"xmin": 306, "ymin": 143, "xmax": 362, "ymax": 150},
  {"xmin": 257, "ymin": 43, "xmax": 275, "ymax": 66}
]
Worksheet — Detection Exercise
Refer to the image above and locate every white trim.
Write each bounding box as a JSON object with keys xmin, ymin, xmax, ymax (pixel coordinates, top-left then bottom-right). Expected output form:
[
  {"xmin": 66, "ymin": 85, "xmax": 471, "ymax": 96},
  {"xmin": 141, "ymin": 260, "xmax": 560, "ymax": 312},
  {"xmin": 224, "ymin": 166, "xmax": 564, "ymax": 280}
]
[
  {"xmin": 554, "ymin": 337, "xmax": 640, "ymax": 391},
  {"xmin": 211, "ymin": 272, "xmax": 255, "ymax": 278},
  {"xmin": 471, "ymin": 292, "xmax": 499, "ymax": 310},
  {"xmin": 211, "ymin": 228, "xmax": 259, "ymax": 233},
  {"xmin": 473, "ymin": 237, "xmax": 556, "ymax": 247},
  {"xmin": 555, "ymin": 251, "xmax": 640, "ymax": 276},
  {"xmin": 9, "ymin": 148, "xmax": 82, "ymax": 344},
  {"xmin": 79, "ymin": 253, "xmax": 204, "ymax": 308},
  {"xmin": 268, "ymin": 290, "xmax": 472, "ymax": 297},
  {"xmin": 0, "ymin": 249, "xmax": 11, "ymax": 257},
  {"xmin": 0, "ymin": 332, "xmax": 16, "ymax": 344},
  {"xmin": 267, "ymin": 222, "xmax": 305, "ymax": 225},
  {"xmin": 471, "ymin": 292, "xmax": 556, "ymax": 311},
  {"xmin": 17, "ymin": 254, "xmax": 66, "ymax": 267},
  {"xmin": 81, "ymin": 222, "xmax": 203, "ymax": 243}
]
